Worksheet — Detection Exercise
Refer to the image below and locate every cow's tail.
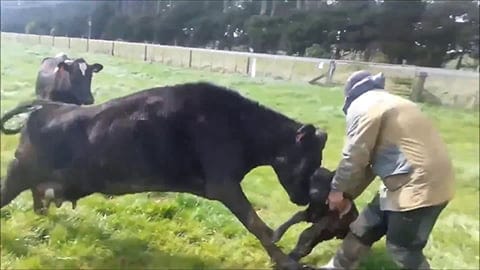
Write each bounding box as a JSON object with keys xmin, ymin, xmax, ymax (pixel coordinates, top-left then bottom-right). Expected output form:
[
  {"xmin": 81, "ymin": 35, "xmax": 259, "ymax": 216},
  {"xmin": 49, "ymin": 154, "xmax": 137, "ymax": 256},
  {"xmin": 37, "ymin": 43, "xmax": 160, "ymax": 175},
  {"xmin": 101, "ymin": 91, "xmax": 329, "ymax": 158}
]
[{"xmin": 0, "ymin": 100, "xmax": 45, "ymax": 135}]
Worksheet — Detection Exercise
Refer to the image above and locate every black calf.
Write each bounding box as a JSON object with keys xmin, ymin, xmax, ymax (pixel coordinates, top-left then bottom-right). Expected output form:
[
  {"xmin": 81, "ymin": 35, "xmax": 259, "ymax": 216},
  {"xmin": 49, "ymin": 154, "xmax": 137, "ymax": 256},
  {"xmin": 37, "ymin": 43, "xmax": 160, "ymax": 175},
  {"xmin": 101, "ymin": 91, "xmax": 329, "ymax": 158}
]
[{"xmin": 272, "ymin": 167, "xmax": 359, "ymax": 261}]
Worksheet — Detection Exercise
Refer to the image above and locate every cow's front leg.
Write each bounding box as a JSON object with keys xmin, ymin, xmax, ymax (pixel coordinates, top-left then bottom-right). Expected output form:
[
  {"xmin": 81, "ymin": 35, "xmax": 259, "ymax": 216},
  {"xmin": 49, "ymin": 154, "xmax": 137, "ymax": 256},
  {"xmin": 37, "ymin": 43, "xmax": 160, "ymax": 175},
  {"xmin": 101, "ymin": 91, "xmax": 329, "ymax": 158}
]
[
  {"xmin": 272, "ymin": 210, "xmax": 308, "ymax": 243},
  {"xmin": 207, "ymin": 183, "xmax": 303, "ymax": 270},
  {"xmin": 1, "ymin": 159, "xmax": 30, "ymax": 209}
]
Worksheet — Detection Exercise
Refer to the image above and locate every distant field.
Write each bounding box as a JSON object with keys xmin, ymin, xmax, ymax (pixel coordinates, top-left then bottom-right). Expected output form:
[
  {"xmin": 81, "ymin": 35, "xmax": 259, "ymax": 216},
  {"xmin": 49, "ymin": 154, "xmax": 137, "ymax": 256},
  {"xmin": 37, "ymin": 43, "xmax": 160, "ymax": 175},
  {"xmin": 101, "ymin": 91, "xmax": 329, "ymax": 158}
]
[{"xmin": 1, "ymin": 40, "xmax": 478, "ymax": 270}]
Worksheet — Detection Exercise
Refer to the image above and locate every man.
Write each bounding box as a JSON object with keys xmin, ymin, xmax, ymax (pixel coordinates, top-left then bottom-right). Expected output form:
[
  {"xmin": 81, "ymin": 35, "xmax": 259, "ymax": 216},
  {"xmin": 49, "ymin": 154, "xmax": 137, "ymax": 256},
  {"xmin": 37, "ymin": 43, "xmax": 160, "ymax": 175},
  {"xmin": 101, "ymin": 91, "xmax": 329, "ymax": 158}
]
[{"xmin": 321, "ymin": 70, "xmax": 455, "ymax": 269}]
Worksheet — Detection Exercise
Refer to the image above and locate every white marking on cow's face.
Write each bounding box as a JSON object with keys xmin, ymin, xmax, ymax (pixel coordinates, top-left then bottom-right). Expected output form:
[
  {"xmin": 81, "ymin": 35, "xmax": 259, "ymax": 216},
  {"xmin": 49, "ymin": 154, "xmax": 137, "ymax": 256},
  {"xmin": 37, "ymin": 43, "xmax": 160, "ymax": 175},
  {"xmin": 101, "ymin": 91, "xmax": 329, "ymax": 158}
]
[
  {"xmin": 44, "ymin": 188, "xmax": 55, "ymax": 199},
  {"xmin": 79, "ymin": 62, "xmax": 87, "ymax": 76}
]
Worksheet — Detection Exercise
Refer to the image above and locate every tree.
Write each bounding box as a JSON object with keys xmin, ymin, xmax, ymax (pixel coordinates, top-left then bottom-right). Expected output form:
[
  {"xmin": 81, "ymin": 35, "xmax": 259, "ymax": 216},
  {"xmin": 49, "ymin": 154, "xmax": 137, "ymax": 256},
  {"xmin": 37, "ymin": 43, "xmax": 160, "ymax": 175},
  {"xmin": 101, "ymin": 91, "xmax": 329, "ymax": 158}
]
[
  {"xmin": 91, "ymin": 2, "xmax": 116, "ymax": 39},
  {"xmin": 296, "ymin": 0, "xmax": 302, "ymax": 10},
  {"xmin": 260, "ymin": 0, "xmax": 267, "ymax": 15},
  {"xmin": 270, "ymin": 0, "xmax": 278, "ymax": 17},
  {"xmin": 245, "ymin": 15, "xmax": 284, "ymax": 53},
  {"xmin": 131, "ymin": 15, "xmax": 155, "ymax": 42},
  {"xmin": 412, "ymin": 1, "xmax": 479, "ymax": 67},
  {"xmin": 334, "ymin": 1, "xmax": 379, "ymax": 61},
  {"xmin": 222, "ymin": 0, "xmax": 227, "ymax": 12},
  {"xmin": 25, "ymin": 20, "xmax": 51, "ymax": 35},
  {"xmin": 103, "ymin": 15, "xmax": 132, "ymax": 40},
  {"xmin": 376, "ymin": 0, "xmax": 426, "ymax": 64}
]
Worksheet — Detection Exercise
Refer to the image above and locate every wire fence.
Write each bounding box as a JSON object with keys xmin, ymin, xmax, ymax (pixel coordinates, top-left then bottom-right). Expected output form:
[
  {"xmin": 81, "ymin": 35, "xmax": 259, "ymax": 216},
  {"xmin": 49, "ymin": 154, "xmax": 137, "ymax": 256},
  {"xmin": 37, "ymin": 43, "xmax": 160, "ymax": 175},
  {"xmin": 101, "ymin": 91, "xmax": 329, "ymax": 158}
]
[{"xmin": 2, "ymin": 32, "xmax": 478, "ymax": 109}]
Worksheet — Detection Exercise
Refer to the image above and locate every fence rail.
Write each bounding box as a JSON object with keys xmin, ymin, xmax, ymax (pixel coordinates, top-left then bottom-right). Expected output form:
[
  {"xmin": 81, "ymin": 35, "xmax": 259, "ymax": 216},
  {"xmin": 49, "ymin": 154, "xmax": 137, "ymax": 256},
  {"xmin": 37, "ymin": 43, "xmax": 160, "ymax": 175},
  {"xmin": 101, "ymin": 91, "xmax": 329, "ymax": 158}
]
[{"xmin": 2, "ymin": 32, "xmax": 478, "ymax": 109}]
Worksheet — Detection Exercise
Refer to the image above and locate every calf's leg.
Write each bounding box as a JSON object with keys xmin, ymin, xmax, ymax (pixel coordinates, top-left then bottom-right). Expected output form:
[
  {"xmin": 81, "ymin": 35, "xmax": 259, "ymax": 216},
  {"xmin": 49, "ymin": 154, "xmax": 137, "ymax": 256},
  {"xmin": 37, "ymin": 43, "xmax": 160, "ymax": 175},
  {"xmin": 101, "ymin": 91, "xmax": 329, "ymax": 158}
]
[
  {"xmin": 289, "ymin": 218, "xmax": 334, "ymax": 261},
  {"xmin": 272, "ymin": 210, "xmax": 308, "ymax": 243}
]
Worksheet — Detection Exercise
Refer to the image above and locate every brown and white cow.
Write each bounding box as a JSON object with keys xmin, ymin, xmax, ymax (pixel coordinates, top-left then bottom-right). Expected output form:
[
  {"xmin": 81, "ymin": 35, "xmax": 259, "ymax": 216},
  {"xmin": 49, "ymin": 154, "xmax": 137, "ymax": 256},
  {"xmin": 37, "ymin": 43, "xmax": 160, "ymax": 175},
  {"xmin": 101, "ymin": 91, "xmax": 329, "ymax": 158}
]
[{"xmin": 35, "ymin": 53, "xmax": 103, "ymax": 105}]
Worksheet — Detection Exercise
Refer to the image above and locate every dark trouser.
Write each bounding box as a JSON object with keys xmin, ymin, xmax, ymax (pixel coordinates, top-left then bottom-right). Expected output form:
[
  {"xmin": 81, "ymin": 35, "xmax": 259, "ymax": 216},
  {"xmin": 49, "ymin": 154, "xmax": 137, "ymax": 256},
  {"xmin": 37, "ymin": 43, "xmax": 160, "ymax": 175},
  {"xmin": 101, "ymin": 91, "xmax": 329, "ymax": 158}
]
[{"xmin": 349, "ymin": 193, "xmax": 447, "ymax": 269}]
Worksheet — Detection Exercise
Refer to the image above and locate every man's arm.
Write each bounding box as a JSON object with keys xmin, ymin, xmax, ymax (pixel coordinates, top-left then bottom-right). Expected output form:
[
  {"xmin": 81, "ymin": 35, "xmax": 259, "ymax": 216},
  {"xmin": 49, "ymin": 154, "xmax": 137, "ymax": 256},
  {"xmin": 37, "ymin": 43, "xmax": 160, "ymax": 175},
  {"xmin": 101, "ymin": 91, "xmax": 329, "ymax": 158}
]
[
  {"xmin": 345, "ymin": 166, "xmax": 376, "ymax": 200},
  {"xmin": 331, "ymin": 112, "xmax": 382, "ymax": 199}
]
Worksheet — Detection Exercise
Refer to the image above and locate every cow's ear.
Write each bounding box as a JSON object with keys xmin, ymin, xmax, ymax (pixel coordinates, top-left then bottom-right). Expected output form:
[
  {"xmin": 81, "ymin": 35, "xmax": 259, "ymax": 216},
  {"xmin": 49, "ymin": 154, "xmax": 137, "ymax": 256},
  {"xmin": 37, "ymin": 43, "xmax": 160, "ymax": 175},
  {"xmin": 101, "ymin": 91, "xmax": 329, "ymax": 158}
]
[
  {"xmin": 295, "ymin": 124, "xmax": 316, "ymax": 144},
  {"xmin": 316, "ymin": 130, "xmax": 328, "ymax": 149},
  {"xmin": 40, "ymin": 57, "xmax": 50, "ymax": 64},
  {"xmin": 57, "ymin": 62, "xmax": 71, "ymax": 72},
  {"xmin": 90, "ymin": 63, "xmax": 103, "ymax": 73}
]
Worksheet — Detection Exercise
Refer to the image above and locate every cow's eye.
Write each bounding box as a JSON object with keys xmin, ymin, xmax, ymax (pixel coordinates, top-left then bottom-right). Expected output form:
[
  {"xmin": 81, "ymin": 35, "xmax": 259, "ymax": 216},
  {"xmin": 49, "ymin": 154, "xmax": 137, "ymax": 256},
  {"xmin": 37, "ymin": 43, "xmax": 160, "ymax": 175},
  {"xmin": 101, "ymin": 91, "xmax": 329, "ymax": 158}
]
[{"xmin": 275, "ymin": 156, "xmax": 287, "ymax": 164}]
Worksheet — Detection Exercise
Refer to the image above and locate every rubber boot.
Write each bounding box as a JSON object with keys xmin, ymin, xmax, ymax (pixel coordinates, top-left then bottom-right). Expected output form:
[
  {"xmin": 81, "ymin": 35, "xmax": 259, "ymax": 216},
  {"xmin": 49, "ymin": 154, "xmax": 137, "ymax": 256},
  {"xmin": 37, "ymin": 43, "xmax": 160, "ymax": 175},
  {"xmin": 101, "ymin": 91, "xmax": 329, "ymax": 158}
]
[
  {"xmin": 387, "ymin": 243, "xmax": 432, "ymax": 270},
  {"xmin": 319, "ymin": 233, "xmax": 371, "ymax": 270}
]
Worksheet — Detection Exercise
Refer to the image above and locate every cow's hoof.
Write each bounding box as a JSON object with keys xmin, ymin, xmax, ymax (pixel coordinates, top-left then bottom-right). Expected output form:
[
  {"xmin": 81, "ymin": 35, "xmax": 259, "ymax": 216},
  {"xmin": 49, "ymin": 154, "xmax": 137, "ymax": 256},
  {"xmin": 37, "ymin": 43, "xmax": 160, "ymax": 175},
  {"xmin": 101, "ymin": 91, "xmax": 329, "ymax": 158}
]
[
  {"xmin": 275, "ymin": 259, "xmax": 304, "ymax": 270},
  {"xmin": 34, "ymin": 208, "xmax": 48, "ymax": 216},
  {"xmin": 301, "ymin": 265, "xmax": 320, "ymax": 270}
]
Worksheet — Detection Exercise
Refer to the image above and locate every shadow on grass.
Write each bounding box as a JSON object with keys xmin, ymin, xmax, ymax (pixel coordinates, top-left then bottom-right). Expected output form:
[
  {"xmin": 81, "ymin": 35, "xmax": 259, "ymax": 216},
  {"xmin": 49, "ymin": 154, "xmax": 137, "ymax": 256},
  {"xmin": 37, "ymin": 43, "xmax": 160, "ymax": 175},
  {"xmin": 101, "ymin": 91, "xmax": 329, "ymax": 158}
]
[
  {"xmin": 1, "ymin": 213, "xmax": 219, "ymax": 269},
  {"xmin": 57, "ymin": 218, "xmax": 218, "ymax": 269},
  {"xmin": 98, "ymin": 237, "xmax": 216, "ymax": 269}
]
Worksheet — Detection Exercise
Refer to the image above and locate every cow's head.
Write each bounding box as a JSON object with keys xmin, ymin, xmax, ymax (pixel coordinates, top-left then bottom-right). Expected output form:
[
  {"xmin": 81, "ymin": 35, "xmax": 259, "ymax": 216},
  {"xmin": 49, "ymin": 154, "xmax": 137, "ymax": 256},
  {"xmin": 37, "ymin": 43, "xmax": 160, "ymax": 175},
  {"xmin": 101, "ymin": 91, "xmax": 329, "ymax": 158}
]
[
  {"xmin": 272, "ymin": 124, "xmax": 328, "ymax": 206},
  {"xmin": 52, "ymin": 58, "xmax": 103, "ymax": 105}
]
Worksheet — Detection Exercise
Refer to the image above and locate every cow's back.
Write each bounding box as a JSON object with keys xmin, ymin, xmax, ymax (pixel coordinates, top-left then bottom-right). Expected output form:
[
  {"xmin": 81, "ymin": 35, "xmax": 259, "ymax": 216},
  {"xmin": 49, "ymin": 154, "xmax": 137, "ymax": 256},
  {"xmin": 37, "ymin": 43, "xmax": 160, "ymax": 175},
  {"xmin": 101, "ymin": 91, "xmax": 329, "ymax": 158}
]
[{"xmin": 21, "ymin": 82, "xmax": 297, "ymax": 197}]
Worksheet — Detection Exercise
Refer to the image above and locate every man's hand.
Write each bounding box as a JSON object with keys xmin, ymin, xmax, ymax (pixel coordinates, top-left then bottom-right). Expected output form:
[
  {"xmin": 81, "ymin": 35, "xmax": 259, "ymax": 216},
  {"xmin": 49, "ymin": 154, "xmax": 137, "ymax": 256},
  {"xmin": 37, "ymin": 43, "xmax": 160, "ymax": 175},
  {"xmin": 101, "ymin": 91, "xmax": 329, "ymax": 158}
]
[{"xmin": 327, "ymin": 190, "xmax": 351, "ymax": 215}]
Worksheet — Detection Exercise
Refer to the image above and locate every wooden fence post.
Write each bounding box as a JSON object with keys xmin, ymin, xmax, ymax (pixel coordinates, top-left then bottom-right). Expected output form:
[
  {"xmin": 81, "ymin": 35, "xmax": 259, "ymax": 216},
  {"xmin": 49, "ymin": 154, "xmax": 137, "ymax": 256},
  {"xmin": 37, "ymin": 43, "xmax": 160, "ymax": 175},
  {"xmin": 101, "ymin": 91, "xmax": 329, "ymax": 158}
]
[
  {"xmin": 188, "ymin": 49, "xmax": 192, "ymax": 68},
  {"xmin": 250, "ymin": 57, "xmax": 257, "ymax": 78},
  {"xmin": 410, "ymin": 71, "xmax": 428, "ymax": 102},
  {"xmin": 111, "ymin": 41, "xmax": 115, "ymax": 56},
  {"xmin": 326, "ymin": 60, "xmax": 336, "ymax": 84},
  {"xmin": 144, "ymin": 43, "xmax": 148, "ymax": 61}
]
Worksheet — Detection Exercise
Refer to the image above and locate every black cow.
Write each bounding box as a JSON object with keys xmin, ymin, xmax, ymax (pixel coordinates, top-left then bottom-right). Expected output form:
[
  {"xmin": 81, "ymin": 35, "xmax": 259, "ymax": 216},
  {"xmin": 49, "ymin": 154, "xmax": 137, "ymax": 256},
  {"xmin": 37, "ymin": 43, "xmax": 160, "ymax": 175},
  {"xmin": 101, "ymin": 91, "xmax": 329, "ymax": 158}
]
[
  {"xmin": 0, "ymin": 82, "xmax": 327, "ymax": 270},
  {"xmin": 35, "ymin": 53, "xmax": 103, "ymax": 105},
  {"xmin": 272, "ymin": 168, "xmax": 358, "ymax": 261}
]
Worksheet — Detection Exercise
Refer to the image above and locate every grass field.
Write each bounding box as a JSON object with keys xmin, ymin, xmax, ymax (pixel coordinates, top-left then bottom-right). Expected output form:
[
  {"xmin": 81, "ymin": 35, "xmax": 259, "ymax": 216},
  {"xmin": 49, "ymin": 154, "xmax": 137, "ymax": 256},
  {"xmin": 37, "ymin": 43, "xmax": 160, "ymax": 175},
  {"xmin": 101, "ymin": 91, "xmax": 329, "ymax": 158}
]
[{"xmin": 0, "ymin": 40, "xmax": 479, "ymax": 270}]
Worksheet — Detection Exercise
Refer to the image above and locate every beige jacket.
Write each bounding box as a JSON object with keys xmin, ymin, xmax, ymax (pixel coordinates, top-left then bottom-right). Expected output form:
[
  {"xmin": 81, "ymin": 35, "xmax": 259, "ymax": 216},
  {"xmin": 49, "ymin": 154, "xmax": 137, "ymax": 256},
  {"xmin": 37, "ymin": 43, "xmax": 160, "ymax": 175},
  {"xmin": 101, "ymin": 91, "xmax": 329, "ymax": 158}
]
[{"xmin": 332, "ymin": 89, "xmax": 455, "ymax": 211}]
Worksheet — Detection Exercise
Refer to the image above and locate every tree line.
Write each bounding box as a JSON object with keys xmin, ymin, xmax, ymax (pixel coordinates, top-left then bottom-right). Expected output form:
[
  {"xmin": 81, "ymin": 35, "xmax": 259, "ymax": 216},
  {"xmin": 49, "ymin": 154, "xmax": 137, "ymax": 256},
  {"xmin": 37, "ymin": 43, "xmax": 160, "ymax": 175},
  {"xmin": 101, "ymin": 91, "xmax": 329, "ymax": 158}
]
[{"xmin": 1, "ymin": 0, "xmax": 478, "ymax": 69}]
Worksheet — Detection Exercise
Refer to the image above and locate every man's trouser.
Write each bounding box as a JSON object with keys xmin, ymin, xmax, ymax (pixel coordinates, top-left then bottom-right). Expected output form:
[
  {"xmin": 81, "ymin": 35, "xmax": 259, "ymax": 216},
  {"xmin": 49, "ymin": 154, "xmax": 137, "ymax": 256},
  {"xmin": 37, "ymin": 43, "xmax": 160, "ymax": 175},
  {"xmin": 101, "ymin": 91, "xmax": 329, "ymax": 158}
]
[{"xmin": 327, "ymin": 193, "xmax": 447, "ymax": 269}]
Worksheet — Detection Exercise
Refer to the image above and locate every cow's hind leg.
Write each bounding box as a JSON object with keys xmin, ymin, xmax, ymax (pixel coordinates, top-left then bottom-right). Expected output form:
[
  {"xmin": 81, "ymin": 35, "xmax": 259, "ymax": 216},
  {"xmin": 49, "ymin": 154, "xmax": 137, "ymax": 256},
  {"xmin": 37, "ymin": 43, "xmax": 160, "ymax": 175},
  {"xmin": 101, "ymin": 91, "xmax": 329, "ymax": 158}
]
[
  {"xmin": 207, "ymin": 183, "xmax": 303, "ymax": 270},
  {"xmin": 289, "ymin": 219, "xmax": 334, "ymax": 261},
  {"xmin": 272, "ymin": 210, "xmax": 308, "ymax": 243},
  {"xmin": 1, "ymin": 159, "xmax": 30, "ymax": 208},
  {"xmin": 30, "ymin": 188, "xmax": 45, "ymax": 214}
]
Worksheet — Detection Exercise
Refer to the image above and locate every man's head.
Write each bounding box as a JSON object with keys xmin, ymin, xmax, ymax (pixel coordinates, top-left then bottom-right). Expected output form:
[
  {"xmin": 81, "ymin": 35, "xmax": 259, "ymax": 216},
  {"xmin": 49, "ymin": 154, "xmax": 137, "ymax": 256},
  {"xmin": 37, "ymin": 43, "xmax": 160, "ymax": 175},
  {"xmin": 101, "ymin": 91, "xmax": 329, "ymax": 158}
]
[
  {"xmin": 344, "ymin": 70, "xmax": 372, "ymax": 97},
  {"xmin": 342, "ymin": 70, "xmax": 385, "ymax": 114}
]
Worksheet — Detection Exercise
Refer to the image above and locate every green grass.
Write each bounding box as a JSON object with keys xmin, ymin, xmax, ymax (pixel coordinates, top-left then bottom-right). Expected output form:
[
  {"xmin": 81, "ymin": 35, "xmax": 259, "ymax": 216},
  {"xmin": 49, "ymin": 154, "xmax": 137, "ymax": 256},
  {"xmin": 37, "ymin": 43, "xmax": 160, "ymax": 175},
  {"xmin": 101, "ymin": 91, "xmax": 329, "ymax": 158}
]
[{"xmin": 1, "ymin": 40, "xmax": 479, "ymax": 270}]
